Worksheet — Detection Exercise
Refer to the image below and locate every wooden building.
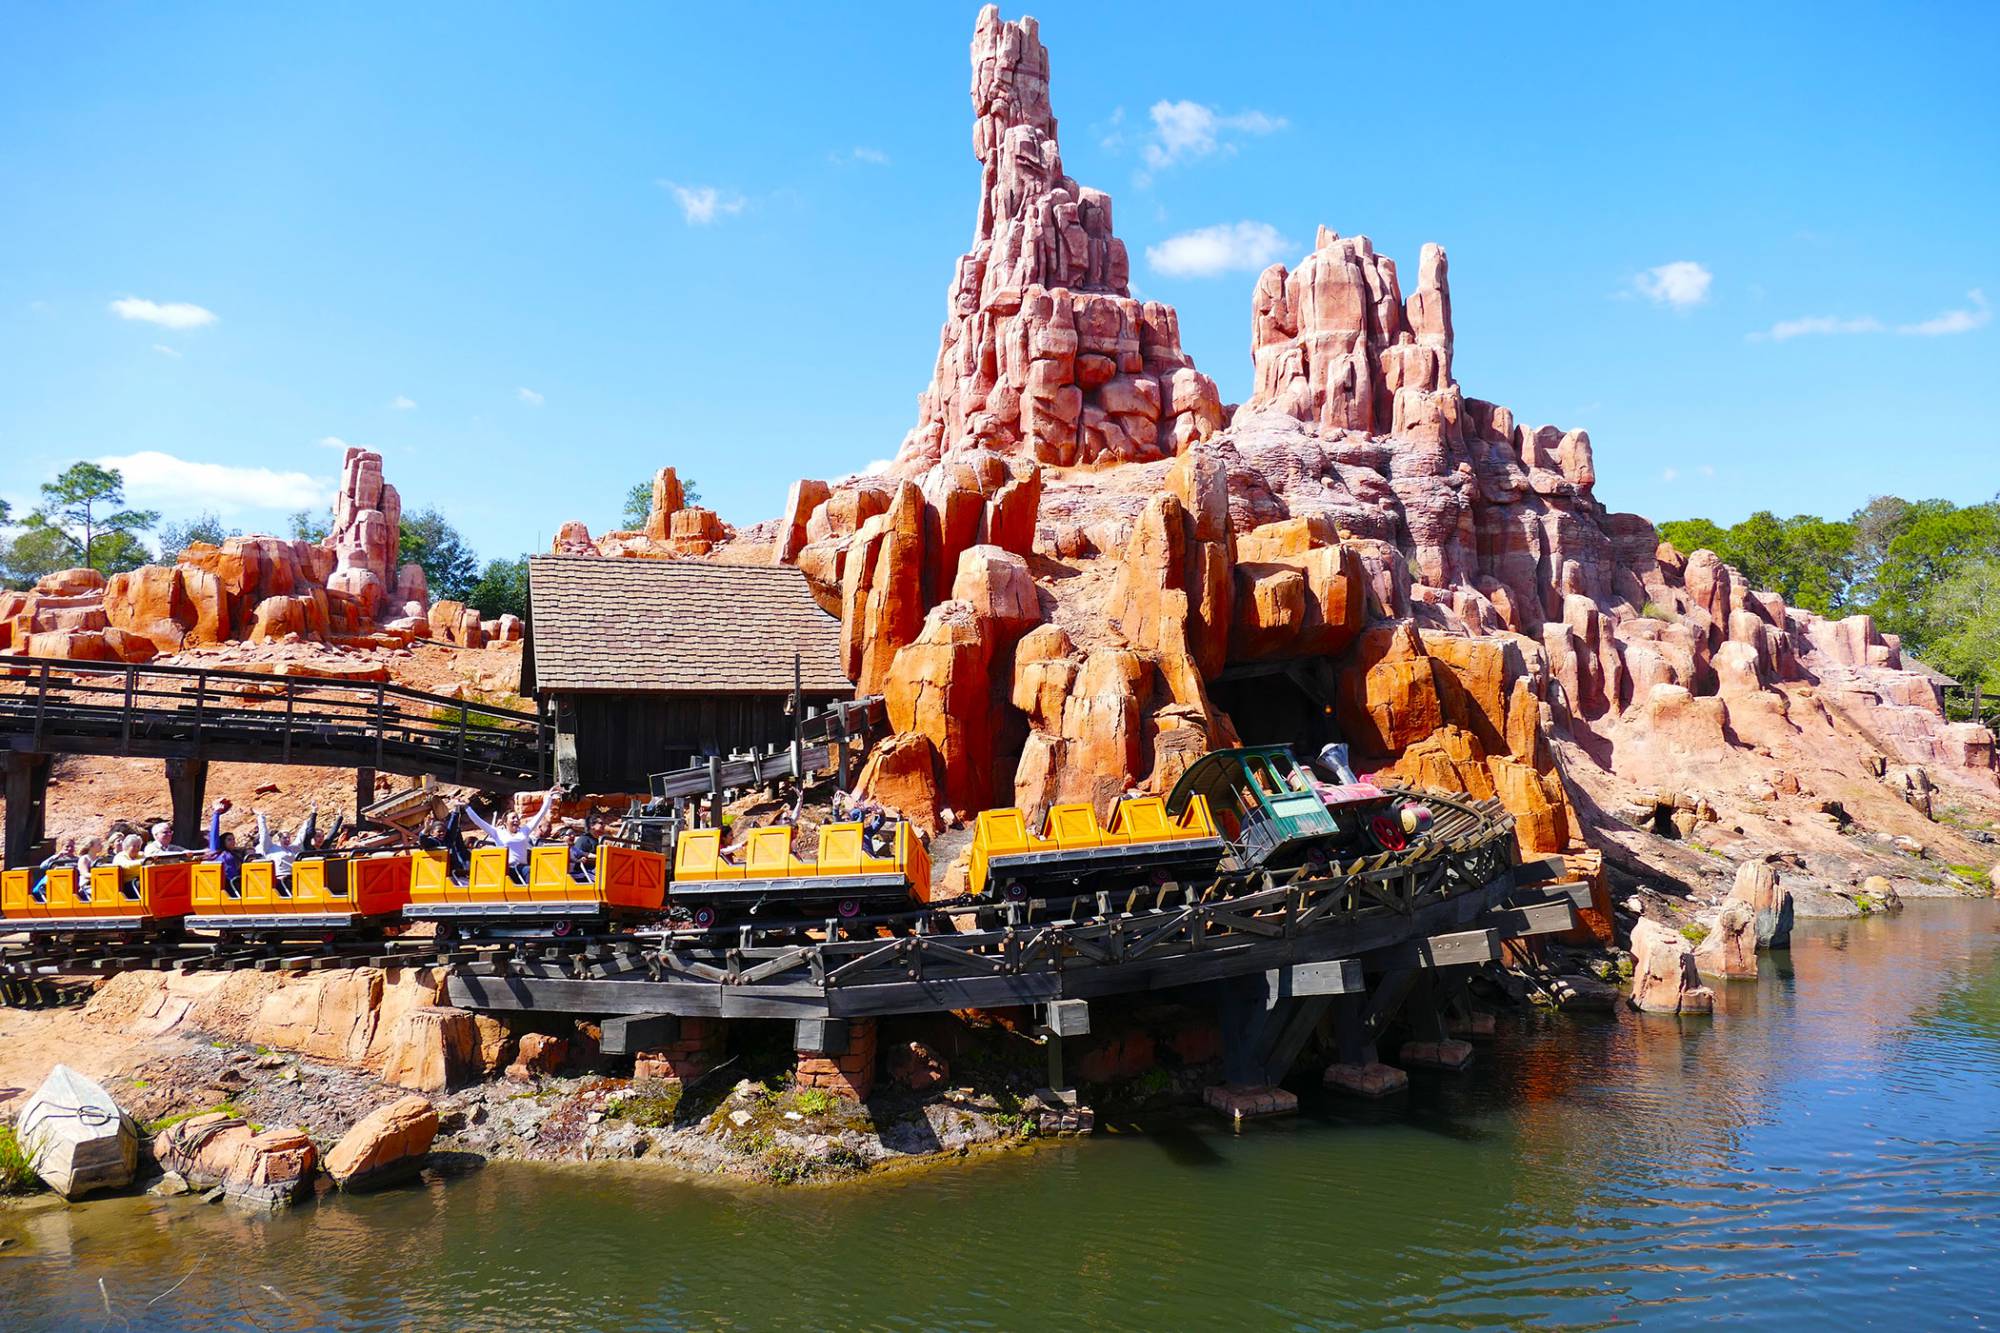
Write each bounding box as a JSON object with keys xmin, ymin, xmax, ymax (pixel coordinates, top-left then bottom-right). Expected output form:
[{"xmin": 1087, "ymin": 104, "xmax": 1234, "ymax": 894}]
[{"xmin": 521, "ymin": 556, "xmax": 853, "ymax": 793}]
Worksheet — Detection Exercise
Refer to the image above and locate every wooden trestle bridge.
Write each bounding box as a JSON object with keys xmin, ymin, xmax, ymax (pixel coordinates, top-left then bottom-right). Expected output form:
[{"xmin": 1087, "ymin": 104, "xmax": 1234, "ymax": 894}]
[
  {"xmin": 2, "ymin": 784, "xmax": 1584, "ymax": 1091},
  {"xmin": 0, "ymin": 657, "xmax": 556, "ymax": 865}
]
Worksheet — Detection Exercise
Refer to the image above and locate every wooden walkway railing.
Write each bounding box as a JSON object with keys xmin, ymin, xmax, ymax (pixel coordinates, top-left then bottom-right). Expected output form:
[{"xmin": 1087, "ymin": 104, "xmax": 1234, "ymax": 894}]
[{"xmin": 0, "ymin": 657, "xmax": 552, "ymax": 791}]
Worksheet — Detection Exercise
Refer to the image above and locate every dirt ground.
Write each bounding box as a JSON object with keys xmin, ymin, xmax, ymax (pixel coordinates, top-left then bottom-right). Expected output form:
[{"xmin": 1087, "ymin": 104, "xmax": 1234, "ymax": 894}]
[{"xmin": 0, "ymin": 1002, "xmax": 170, "ymax": 1117}]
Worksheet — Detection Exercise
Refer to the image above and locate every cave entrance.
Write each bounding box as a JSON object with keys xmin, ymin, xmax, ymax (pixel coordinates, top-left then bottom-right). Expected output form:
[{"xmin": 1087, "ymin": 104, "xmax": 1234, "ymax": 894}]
[{"xmin": 1208, "ymin": 659, "xmax": 1344, "ymax": 753}]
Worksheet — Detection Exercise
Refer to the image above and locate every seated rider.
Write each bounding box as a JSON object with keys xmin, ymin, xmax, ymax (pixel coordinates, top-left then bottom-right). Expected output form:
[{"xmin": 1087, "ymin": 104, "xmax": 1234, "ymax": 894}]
[
  {"xmin": 112, "ymin": 833, "xmax": 146, "ymax": 870},
  {"xmin": 207, "ymin": 798, "xmax": 244, "ymax": 894},
  {"xmin": 142, "ymin": 821, "xmax": 181, "ymax": 859},
  {"xmin": 568, "ymin": 815, "xmax": 608, "ymax": 880},
  {"xmin": 462, "ymin": 787, "xmax": 561, "ymax": 881},
  {"xmin": 254, "ymin": 807, "xmax": 312, "ymax": 887},
  {"xmin": 419, "ymin": 809, "xmax": 473, "ymax": 878},
  {"xmin": 30, "ymin": 837, "xmax": 78, "ymax": 901}
]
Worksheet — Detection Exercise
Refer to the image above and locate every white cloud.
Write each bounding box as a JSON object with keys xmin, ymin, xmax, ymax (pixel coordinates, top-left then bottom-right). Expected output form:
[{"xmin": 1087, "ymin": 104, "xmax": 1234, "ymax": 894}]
[
  {"xmin": 1751, "ymin": 289, "xmax": 1991, "ymax": 342},
  {"xmin": 151, "ymin": 344, "xmax": 182, "ymax": 359},
  {"xmin": 1633, "ymin": 262, "xmax": 1712, "ymax": 310},
  {"xmin": 862, "ymin": 459, "xmax": 893, "ymax": 477},
  {"xmin": 109, "ymin": 297, "xmax": 218, "ymax": 329},
  {"xmin": 96, "ymin": 451, "xmax": 331, "ymax": 518},
  {"xmin": 1137, "ymin": 100, "xmax": 1286, "ymax": 176},
  {"xmin": 1698, "ymin": 464, "xmax": 1716, "ymax": 478},
  {"xmin": 1146, "ymin": 221, "xmax": 1295, "ymax": 278},
  {"xmin": 1761, "ymin": 314, "xmax": 1885, "ymax": 341},
  {"xmin": 390, "ymin": 394, "xmax": 417, "ymax": 410},
  {"xmin": 318, "ymin": 435, "xmax": 354, "ymax": 450},
  {"xmin": 1661, "ymin": 467, "xmax": 1680, "ymax": 482},
  {"xmin": 831, "ymin": 146, "xmax": 889, "ymax": 166},
  {"xmin": 661, "ymin": 181, "xmax": 746, "ymax": 224},
  {"xmin": 516, "ymin": 387, "xmax": 545, "ymax": 407},
  {"xmin": 1899, "ymin": 288, "xmax": 1989, "ymax": 336}
]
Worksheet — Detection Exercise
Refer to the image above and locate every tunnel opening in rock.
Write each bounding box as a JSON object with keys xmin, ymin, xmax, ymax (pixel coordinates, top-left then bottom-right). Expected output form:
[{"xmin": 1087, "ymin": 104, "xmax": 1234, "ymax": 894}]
[{"xmin": 1209, "ymin": 664, "xmax": 1343, "ymax": 754}]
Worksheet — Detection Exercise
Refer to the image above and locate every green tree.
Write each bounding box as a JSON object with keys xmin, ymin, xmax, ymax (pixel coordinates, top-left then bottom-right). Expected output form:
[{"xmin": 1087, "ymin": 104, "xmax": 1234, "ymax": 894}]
[
  {"xmin": 1658, "ymin": 511, "xmax": 1857, "ymax": 614},
  {"xmin": 1926, "ymin": 557, "xmax": 2000, "ymax": 701},
  {"xmin": 1871, "ymin": 499, "xmax": 2000, "ymax": 651},
  {"xmin": 465, "ymin": 556, "xmax": 529, "ymax": 620},
  {"xmin": 289, "ymin": 509, "xmax": 332, "ymax": 544},
  {"xmin": 620, "ymin": 475, "xmax": 702, "ymax": 530},
  {"xmin": 28, "ymin": 462, "xmax": 159, "ymax": 574},
  {"xmin": 157, "ymin": 511, "xmax": 236, "ymax": 561},
  {"xmin": 1656, "ymin": 517, "xmax": 1728, "ymax": 560},
  {"xmin": 398, "ymin": 506, "xmax": 480, "ymax": 602},
  {"xmin": 0, "ymin": 524, "xmax": 78, "ymax": 590}
]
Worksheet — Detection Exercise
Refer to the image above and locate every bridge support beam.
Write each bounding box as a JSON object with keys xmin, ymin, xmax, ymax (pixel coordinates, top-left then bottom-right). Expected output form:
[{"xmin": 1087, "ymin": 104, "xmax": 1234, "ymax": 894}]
[
  {"xmin": 165, "ymin": 757, "xmax": 209, "ymax": 851},
  {"xmin": 355, "ymin": 767, "xmax": 376, "ymax": 827},
  {"xmin": 3, "ymin": 751, "xmax": 52, "ymax": 870}
]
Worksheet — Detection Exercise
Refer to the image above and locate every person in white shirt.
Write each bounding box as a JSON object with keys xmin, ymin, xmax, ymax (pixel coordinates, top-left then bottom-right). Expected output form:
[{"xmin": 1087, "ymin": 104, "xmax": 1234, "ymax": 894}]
[
  {"xmin": 142, "ymin": 821, "xmax": 180, "ymax": 859},
  {"xmin": 461, "ymin": 789, "xmax": 561, "ymax": 878},
  {"xmin": 254, "ymin": 808, "xmax": 311, "ymax": 884}
]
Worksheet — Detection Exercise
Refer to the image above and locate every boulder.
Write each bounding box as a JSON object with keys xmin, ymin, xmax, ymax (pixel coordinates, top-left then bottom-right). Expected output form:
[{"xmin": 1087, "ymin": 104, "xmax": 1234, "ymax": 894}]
[
  {"xmin": 950, "ymin": 545, "xmax": 1040, "ymax": 639},
  {"xmin": 1858, "ymin": 874, "xmax": 1903, "ymax": 912},
  {"xmin": 1728, "ymin": 860, "xmax": 1794, "ymax": 949},
  {"xmin": 887, "ymin": 1040, "xmax": 950, "ymax": 1093},
  {"xmin": 376, "ymin": 1007, "xmax": 478, "ymax": 1093},
  {"xmin": 222, "ymin": 1127, "xmax": 318, "ymax": 1209},
  {"xmin": 855, "ymin": 729, "xmax": 944, "ymax": 835},
  {"xmin": 504, "ymin": 1032, "xmax": 569, "ymax": 1081},
  {"xmin": 152, "ymin": 1111, "xmax": 258, "ymax": 1191},
  {"xmin": 1692, "ymin": 899, "xmax": 1758, "ymax": 979},
  {"xmin": 324, "ymin": 1096, "xmax": 438, "ymax": 1191},
  {"xmin": 1629, "ymin": 918, "xmax": 1716, "ymax": 1014}
]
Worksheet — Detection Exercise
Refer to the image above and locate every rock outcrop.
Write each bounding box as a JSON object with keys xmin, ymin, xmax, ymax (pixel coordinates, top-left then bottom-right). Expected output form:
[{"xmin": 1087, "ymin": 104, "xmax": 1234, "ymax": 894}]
[
  {"xmin": 787, "ymin": 7, "xmax": 1995, "ymax": 870},
  {"xmin": 2, "ymin": 447, "xmax": 521, "ymax": 666}
]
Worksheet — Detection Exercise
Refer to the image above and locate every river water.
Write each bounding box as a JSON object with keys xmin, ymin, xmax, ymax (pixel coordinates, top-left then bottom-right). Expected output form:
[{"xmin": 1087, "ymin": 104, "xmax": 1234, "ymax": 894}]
[{"xmin": 4, "ymin": 901, "xmax": 1998, "ymax": 1331}]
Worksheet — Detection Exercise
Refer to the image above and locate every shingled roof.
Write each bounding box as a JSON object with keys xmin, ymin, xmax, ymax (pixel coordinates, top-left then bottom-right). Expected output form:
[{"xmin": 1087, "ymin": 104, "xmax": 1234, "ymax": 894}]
[{"xmin": 523, "ymin": 556, "xmax": 852, "ymax": 695}]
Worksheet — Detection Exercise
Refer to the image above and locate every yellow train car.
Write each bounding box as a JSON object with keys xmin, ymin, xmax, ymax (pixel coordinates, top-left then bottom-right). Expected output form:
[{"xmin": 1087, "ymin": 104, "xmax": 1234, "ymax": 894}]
[
  {"xmin": 672, "ymin": 821, "xmax": 930, "ymax": 926},
  {"xmin": 402, "ymin": 842, "xmax": 667, "ymax": 931},
  {"xmin": 968, "ymin": 795, "xmax": 1226, "ymax": 900},
  {"xmin": 184, "ymin": 854, "xmax": 412, "ymax": 932},
  {"xmin": 1, "ymin": 860, "xmax": 193, "ymax": 934}
]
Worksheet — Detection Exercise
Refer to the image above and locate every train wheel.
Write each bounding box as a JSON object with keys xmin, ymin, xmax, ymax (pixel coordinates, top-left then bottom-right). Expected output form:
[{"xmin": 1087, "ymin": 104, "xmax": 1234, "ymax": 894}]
[
  {"xmin": 837, "ymin": 898, "xmax": 862, "ymax": 919},
  {"xmin": 552, "ymin": 919, "xmax": 576, "ymax": 939},
  {"xmin": 1367, "ymin": 813, "xmax": 1408, "ymax": 853},
  {"xmin": 691, "ymin": 906, "xmax": 718, "ymax": 930},
  {"xmin": 1003, "ymin": 882, "xmax": 1028, "ymax": 903}
]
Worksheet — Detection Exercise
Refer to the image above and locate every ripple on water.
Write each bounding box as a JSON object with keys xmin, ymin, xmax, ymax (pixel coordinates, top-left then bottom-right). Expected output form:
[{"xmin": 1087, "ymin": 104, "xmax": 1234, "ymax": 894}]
[{"xmin": 4, "ymin": 902, "xmax": 1999, "ymax": 1332}]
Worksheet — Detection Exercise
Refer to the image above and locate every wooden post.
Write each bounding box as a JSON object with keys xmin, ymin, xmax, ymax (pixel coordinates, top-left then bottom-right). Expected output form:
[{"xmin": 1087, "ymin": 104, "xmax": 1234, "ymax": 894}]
[
  {"xmin": 281, "ymin": 678, "xmax": 295, "ymax": 763},
  {"xmin": 31, "ymin": 662, "xmax": 49, "ymax": 751},
  {"xmin": 2, "ymin": 752, "xmax": 51, "ymax": 870},
  {"xmin": 707, "ymin": 752, "xmax": 722, "ymax": 828},
  {"xmin": 165, "ymin": 757, "xmax": 209, "ymax": 852},
  {"xmin": 191, "ymin": 671, "xmax": 207, "ymax": 754},
  {"xmin": 121, "ymin": 667, "xmax": 135, "ymax": 755},
  {"xmin": 355, "ymin": 767, "xmax": 376, "ymax": 829}
]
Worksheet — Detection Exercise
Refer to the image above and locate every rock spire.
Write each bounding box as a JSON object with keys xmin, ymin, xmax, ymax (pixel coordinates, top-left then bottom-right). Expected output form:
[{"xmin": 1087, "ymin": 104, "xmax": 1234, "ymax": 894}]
[{"xmin": 896, "ymin": 6, "xmax": 1224, "ymax": 470}]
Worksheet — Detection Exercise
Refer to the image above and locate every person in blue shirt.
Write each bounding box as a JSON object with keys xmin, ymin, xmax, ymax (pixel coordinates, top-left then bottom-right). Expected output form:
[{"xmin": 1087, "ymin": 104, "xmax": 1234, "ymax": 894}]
[
  {"xmin": 30, "ymin": 837, "xmax": 78, "ymax": 902},
  {"xmin": 208, "ymin": 798, "xmax": 245, "ymax": 895}
]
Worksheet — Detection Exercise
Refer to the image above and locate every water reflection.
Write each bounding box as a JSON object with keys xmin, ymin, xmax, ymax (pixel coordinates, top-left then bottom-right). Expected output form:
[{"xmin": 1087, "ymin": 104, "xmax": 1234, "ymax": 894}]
[{"xmin": 4, "ymin": 903, "xmax": 1996, "ymax": 1331}]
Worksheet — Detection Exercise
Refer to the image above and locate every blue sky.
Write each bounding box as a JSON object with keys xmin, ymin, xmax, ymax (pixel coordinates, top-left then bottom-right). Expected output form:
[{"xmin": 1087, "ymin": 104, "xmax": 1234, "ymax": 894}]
[{"xmin": 3, "ymin": 1, "xmax": 1995, "ymax": 563}]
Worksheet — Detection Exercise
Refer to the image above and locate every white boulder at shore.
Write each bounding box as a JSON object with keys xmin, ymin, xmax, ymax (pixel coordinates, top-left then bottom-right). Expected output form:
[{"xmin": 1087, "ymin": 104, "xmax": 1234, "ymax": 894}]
[{"xmin": 17, "ymin": 1064, "xmax": 139, "ymax": 1200}]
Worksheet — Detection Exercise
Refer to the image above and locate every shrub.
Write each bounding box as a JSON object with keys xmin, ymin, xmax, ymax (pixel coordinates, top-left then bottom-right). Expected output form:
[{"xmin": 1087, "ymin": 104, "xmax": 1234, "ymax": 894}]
[{"xmin": 0, "ymin": 1125, "xmax": 40, "ymax": 1194}]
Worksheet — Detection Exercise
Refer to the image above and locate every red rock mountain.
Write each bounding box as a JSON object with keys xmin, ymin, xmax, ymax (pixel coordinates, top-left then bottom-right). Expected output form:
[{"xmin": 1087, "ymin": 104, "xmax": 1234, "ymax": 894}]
[{"xmin": 754, "ymin": 6, "xmax": 1995, "ymax": 897}]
